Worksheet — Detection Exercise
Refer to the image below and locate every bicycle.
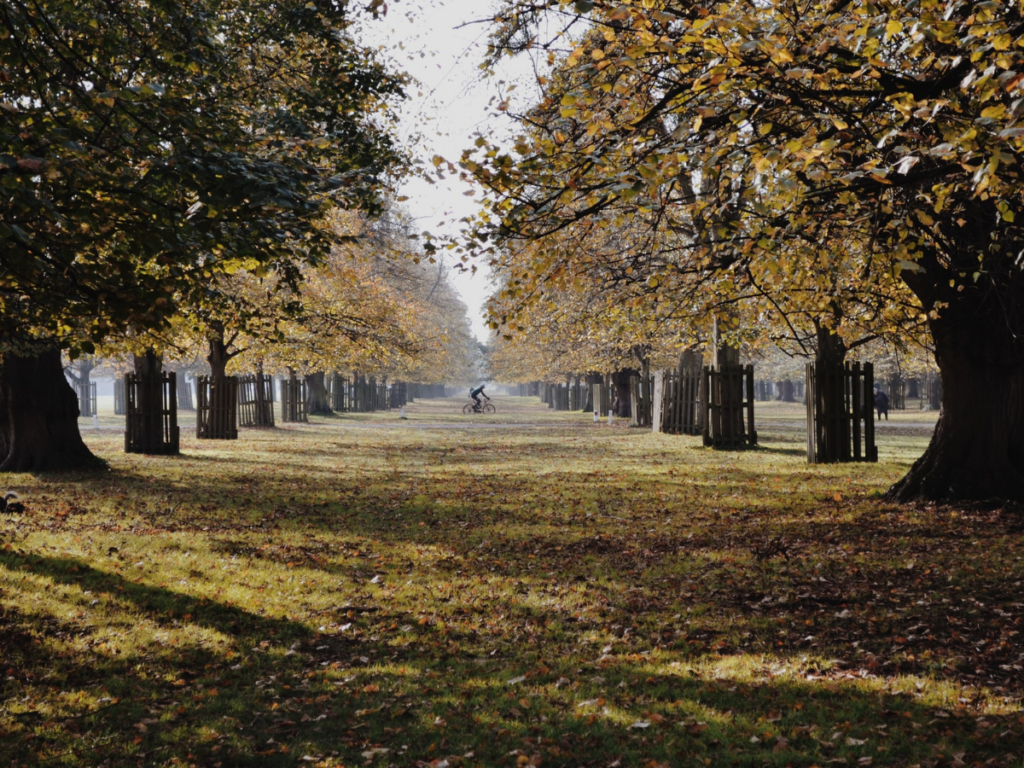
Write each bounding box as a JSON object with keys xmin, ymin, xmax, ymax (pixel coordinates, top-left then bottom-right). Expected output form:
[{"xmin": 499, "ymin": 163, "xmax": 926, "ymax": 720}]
[{"xmin": 463, "ymin": 401, "xmax": 496, "ymax": 415}]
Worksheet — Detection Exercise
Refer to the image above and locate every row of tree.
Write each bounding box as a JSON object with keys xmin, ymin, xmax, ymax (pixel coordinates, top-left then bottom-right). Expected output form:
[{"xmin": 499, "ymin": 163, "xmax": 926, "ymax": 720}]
[
  {"xmin": 0, "ymin": 0, "xmax": 472, "ymax": 470},
  {"xmin": 65, "ymin": 211, "xmax": 479, "ymax": 418},
  {"xmin": 463, "ymin": 0, "xmax": 1024, "ymax": 502}
]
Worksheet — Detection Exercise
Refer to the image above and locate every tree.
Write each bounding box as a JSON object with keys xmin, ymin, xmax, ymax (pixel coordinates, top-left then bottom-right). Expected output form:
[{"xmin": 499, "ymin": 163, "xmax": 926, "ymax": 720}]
[
  {"xmin": 465, "ymin": 0, "xmax": 1024, "ymax": 502},
  {"xmin": 0, "ymin": 0, "xmax": 405, "ymax": 468}
]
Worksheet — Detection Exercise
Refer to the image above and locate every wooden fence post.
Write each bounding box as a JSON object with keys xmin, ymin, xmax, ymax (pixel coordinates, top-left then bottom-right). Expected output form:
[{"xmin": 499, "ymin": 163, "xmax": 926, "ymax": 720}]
[
  {"xmin": 114, "ymin": 377, "xmax": 126, "ymax": 415},
  {"xmin": 651, "ymin": 370, "xmax": 665, "ymax": 433}
]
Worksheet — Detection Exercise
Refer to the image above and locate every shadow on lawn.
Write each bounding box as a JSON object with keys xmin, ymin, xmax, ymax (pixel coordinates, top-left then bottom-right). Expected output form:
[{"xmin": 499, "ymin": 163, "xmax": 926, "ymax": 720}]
[
  {"xmin": 1, "ymin": 552, "xmax": 1017, "ymax": 768},
  {"xmin": 0, "ymin": 551, "xmax": 308, "ymax": 641}
]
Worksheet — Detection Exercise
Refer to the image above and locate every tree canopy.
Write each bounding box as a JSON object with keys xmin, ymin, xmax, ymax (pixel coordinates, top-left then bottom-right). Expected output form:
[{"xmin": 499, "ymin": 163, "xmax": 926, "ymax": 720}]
[
  {"xmin": 463, "ymin": 0, "xmax": 1024, "ymax": 502},
  {"xmin": 1, "ymin": 0, "xmax": 406, "ymax": 357}
]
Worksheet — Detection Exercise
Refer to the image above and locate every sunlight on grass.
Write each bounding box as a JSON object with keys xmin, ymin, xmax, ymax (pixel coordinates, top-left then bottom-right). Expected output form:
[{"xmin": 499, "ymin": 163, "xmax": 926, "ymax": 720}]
[{"xmin": 2, "ymin": 394, "xmax": 1021, "ymax": 766}]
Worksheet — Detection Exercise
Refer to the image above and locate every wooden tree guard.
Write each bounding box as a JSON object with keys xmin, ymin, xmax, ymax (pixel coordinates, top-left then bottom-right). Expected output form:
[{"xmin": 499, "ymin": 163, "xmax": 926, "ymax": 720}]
[
  {"xmin": 548, "ymin": 383, "xmax": 569, "ymax": 411},
  {"xmin": 390, "ymin": 381, "xmax": 407, "ymax": 409},
  {"xmin": 76, "ymin": 380, "xmax": 97, "ymax": 417},
  {"xmin": 352, "ymin": 376, "xmax": 365, "ymax": 412},
  {"xmin": 114, "ymin": 377, "xmax": 126, "ymax": 415},
  {"xmin": 280, "ymin": 376, "xmax": 308, "ymax": 422},
  {"xmin": 568, "ymin": 378, "xmax": 586, "ymax": 410},
  {"xmin": 329, "ymin": 373, "xmax": 348, "ymax": 412},
  {"xmin": 196, "ymin": 375, "xmax": 239, "ymax": 440},
  {"xmin": 925, "ymin": 372, "xmax": 941, "ymax": 411},
  {"xmin": 238, "ymin": 374, "xmax": 275, "ymax": 427},
  {"xmin": 887, "ymin": 374, "xmax": 906, "ymax": 410},
  {"xmin": 176, "ymin": 372, "xmax": 195, "ymax": 411},
  {"xmin": 703, "ymin": 365, "xmax": 757, "ymax": 448},
  {"xmin": 629, "ymin": 374, "xmax": 653, "ymax": 427},
  {"xmin": 592, "ymin": 381, "xmax": 614, "ymax": 415},
  {"xmin": 660, "ymin": 366, "xmax": 701, "ymax": 435},
  {"xmin": 125, "ymin": 372, "xmax": 180, "ymax": 455},
  {"xmin": 805, "ymin": 361, "xmax": 877, "ymax": 463}
]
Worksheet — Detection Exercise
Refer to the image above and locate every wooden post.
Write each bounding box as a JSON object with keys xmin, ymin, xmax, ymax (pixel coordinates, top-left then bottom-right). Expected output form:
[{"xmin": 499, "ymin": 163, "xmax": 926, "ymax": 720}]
[
  {"xmin": 745, "ymin": 365, "xmax": 756, "ymax": 446},
  {"xmin": 651, "ymin": 370, "xmax": 665, "ymax": 433},
  {"xmin": 805, "ymin": 363, "xmax": 816, "ymax": 463},
  {"xmin": 864, "ymin": 363, "xmax": 877, "ymax": 461}
]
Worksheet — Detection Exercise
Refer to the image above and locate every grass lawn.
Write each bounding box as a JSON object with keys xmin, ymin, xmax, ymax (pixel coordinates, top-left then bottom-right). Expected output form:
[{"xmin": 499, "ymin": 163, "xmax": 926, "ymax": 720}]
[{"xmin": 2, "ymin": 395, "xmax": 1022, "ymax": 767}]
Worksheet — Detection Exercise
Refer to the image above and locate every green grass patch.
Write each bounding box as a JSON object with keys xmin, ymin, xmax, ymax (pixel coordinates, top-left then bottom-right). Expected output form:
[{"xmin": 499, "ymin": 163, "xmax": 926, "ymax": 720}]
[{"xmin": 3, "ymin": 395, "xmax": 1021, "ymax": 766}]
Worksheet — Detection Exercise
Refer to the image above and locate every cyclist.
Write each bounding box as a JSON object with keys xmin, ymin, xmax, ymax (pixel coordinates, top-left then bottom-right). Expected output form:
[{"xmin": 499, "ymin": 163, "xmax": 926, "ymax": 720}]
[{"xmin": 469, "ymin": 384, "xmax": 490, "ymax": 413}]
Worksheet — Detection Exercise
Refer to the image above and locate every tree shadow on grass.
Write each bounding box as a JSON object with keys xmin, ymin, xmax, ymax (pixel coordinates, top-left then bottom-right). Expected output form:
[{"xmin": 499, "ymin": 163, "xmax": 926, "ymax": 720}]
[
  {"xmin": 0, "ymin": 550, "xmax": 309, "ymax": 644},
  {"xmin": 3, "ymin": 556, "xmax": 1017, "ymax": 768},
  {"xmin": 750, "ymin": 444, "xmax": 808, "ymax": 457}
]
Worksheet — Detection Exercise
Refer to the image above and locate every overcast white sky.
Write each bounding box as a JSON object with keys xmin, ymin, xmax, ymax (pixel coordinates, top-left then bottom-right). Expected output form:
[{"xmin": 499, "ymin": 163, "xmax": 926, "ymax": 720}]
[{"xmin": 359, "ymin": 1, "xmax": 539, "ymax": 341}]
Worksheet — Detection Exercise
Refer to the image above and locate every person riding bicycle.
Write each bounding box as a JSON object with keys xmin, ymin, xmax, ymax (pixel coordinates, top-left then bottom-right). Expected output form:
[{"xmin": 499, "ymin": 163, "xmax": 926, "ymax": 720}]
[{"xmin": 469, "ymin": 384, "xmax": 490, "ymax": 412}]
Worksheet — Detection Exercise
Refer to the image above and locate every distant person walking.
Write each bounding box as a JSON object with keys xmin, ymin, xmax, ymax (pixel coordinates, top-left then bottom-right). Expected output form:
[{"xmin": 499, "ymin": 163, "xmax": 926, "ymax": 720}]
[{"xmin": 874, "ymin": 388, "xmax": 889, "ymax": 421}]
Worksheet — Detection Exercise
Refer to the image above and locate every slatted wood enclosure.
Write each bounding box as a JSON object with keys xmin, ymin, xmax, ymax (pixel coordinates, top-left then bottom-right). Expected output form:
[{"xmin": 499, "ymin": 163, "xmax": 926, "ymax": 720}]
[
  {"xmin": 196, "ymin": 375, "xmax": 239, "ymax": 440},
  {"xmin": 703, "ymin": 365, "xmax": 757, "ymax": 448},
  {"xmin": 176, "ymin": 372, "xmax": 195, "ymax": 411},
  {"xmin": 114, "ymin": 377, "xmax": 126, "ymax": 415},
  {"xmin": 328, "ymin": 373, "xmax": 348, "ymax": 412},
  {"xmin": 805, "ymin": 361, "xmax": 876, "ymax": 463},
  {"xmin": 238, "ymin": 374, "xmax": 275, "ymax": 427},
  {"xmin": 924, "ymin": 372, "xmax": 941, "ymax": 411},
  {"xmin": 390, "ymin": 381, "xmax": 408, "ymax": 409},
  {"xmin": 548, "ymin": 383, "xmax": 571, "ymax": 411},
  {"xmin": 75, "ymin": 381, "xmax": 97, "ymax": 417},
  {"xmin": 567, "ymin": 378, "xmax": 587, "ymax": 410},
  {"xmin": 661, "ymin": 366, "xmax": 702, "ymax": 435},
  {"xmin": 885, "ymin": 374, "xmax": 906, "ymax": 410},
  {"xmin": 280, "ymin": 376, "xmax": 308, "ymax": 423},
  {"xmin": 592, "ymin": 381, "xmax": 614, "ymax": 416},
  {"xmin": 629, "ymin": 374, "xmax": 653, "ymax": 427},
  {"xmin": 125, "ymin": 372, "xmax": 180, "ymax": 454}
]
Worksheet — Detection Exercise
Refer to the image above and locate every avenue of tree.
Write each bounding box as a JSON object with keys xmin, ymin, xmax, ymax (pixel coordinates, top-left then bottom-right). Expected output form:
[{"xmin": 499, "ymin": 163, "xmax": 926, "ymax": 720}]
[
  {"xmin": 0, "ymin": 0, "xmax": 478, "ymax": 470},
  {"xmin": 462, "ymin": 0, "xmax": 1024, "ymax": 502}
]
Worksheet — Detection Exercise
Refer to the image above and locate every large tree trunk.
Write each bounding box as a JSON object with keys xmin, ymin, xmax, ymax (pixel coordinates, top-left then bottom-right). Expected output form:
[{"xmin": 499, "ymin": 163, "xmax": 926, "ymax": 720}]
[
  {"xmin": 811, "ymin": 323, "xmax": 854, "ymax": 463},
  {"xmin": 0, "ymin": 349, "xmax": 102, "ymax": 472},
  {"xmin": 611, "ymin": 369, "xmax": 635, "ymax": 418},
  {"xmin": 582, "ymin": 372, "xmax": 602, "ymax": 412},
  {"xmin": 305, "ymin": 372, "xmax": 332, "ymax": 415},
  {"xmin": 887, "ymin": 312, "xmax": 1024, "ymax": 503},
  {"xmin": 208, "ymin": 333, "xmax": 229, "ymax": 380},
  {"xmin": 201, "ymin": 329, "xmax": 238, "ymax": 439}
]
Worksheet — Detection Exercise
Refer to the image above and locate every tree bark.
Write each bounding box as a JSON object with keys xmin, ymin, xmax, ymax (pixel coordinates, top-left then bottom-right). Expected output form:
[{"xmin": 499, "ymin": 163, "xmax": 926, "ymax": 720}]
[
  {"xmin": 611, "ymin": 369, "xmax": 635, "ymax": 418},
  {"xmin": 202, "ymin": 328, "xmax": 238, "ymax": 439},
  {"xmin": 0, "ymin": 348, "xmax": 102, "ymax": 472},
  {"xmin": 887, "ymin": 304, "xmax": 1024, "ymax": 502},
  {"xmin": 582, "ymin": 372, "xmax": 602, "ymax": 412},
  {"xmin": 207, "ymin": 331, "xmax": 230, "ymax": 381},
  {"xmin": 305, "ymin": 372, "xmax": 332, "ymax": 415}
]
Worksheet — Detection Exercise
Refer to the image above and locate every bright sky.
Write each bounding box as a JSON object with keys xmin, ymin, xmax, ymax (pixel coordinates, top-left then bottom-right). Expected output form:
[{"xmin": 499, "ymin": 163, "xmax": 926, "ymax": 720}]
[{"xmin": 360, "ymin": 1, "xmax": 539, "ymax": 342}]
